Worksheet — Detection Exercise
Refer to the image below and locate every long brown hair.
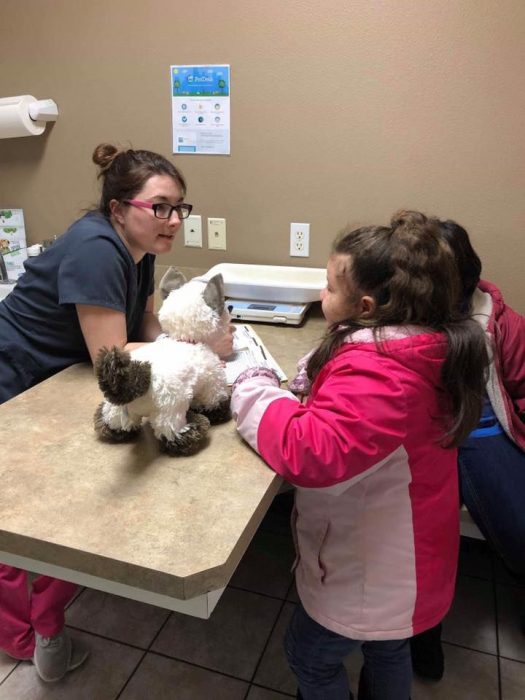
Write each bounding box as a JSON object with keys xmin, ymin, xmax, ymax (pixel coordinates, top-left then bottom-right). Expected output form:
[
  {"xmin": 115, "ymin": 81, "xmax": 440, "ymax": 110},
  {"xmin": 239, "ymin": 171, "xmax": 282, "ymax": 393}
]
[
  {"xmin": 92, "ymin": 143, "xmax": 187, "ymax": 217},
  {"xmin": 307, "ymin": 210, "xmax": 488, "ymax": 446},
  {"xmin": 436, "ymin": 218, "xmax": 482, "ymax": 307}
]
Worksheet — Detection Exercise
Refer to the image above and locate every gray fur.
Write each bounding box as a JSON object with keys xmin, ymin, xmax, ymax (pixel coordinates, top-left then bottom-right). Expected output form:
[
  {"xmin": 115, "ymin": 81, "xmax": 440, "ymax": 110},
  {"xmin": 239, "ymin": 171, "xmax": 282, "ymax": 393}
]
[
  {"xmin": 93, "ymin": 403, "xmax": 141, "ymax": 442},
  {"xmin": 159, "ymin": 267, "xmax": 187, "ymax": 301},
  {"xmin": 95, "ymin": 346, "xmax": 151, "ymax": 405},
  {"xmin": 203, "ymin": 274, "xmax": 225, "ymax": 316},
  {"xmin": 160, "ymin": 412, "xmax": 211, "ymax": 456},
  {"xmin": 192, "ymin": 398, "xmax": 231, "ymax": 424}
]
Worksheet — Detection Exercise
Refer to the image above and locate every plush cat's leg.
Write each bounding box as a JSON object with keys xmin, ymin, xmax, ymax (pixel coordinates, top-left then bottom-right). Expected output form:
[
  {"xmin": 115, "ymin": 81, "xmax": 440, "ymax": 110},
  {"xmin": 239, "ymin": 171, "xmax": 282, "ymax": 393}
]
[
  {"xmin": 149, "ymin": 399, "xmax": 210, "ymax": 456},
  {"xmin": 155, "ymin": 411, "xmax": 210, "ymax": 457},
  {"xmin": 193, "ymin": 398, "xmax": 231, "ymax": 425},
  {"xmin": 94, "ymin": 402, "xmax": 142, "ymax": 442},
  {"xmin": 192, "ymin": 377, "xmax": 231, "ymax": 425}
]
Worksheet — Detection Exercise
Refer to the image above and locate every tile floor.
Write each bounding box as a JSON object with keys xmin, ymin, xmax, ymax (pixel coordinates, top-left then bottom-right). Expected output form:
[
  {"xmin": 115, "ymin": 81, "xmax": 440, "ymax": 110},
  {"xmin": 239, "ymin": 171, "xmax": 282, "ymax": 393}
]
[{"xmin": 0, "ymin": 493, "xmax": 524, "ymax": 699}]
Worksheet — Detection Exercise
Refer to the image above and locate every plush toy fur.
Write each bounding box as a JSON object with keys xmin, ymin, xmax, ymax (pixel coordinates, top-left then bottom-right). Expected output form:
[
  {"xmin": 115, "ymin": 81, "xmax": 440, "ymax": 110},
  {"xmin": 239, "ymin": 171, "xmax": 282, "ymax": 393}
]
[{"xmin": 94, "ymin": 268, "xmax": 231, "ymax": 456}]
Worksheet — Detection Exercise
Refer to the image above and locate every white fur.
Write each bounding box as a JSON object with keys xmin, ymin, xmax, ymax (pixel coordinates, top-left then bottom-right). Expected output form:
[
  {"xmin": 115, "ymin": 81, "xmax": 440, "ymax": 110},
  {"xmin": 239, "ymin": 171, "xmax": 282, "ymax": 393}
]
[{"xmin": 100, "ymin": 277, "xmax": 230, "ymax": 443}]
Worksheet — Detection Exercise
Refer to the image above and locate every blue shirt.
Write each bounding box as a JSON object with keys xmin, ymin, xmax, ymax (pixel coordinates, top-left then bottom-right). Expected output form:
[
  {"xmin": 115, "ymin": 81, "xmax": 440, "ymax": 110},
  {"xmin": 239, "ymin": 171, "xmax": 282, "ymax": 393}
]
[
  {"xmin": 469, "ymin": 396, "xmax": 504, "ymax": 438},
  {"xmin": 0, "ymin": 212, "xmax": 154, "ymax": 402}
]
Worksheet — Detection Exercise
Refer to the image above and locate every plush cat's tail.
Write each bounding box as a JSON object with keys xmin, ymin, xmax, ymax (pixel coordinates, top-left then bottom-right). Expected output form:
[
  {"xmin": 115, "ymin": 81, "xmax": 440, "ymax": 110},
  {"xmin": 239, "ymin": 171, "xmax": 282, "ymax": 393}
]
[{"xmin": 94, "ymin": 346, "xmax": 151, "ymax": 405}]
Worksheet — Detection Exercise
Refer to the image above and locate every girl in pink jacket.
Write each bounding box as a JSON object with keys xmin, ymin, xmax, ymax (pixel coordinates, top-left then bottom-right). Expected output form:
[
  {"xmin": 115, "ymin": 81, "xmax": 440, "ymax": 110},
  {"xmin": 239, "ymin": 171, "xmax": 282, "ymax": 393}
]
[{"xmin": 231, "ymin": 211, "xmax": 489, "ymax": 700}]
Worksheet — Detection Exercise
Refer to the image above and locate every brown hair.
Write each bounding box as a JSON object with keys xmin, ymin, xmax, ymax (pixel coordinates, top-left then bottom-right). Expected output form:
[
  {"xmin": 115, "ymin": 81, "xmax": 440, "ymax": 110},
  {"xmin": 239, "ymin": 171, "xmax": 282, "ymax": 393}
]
[
  {"xmin": 435, "ymin": 218, "xmax": 482, "ymax": 307},
  {"xmin": 307, "ymin": 210, "xmax": 488, "ymax": 446},
  {"xmin": 92, "ymin": 143, "xmax": 187, "ymax": 217}
]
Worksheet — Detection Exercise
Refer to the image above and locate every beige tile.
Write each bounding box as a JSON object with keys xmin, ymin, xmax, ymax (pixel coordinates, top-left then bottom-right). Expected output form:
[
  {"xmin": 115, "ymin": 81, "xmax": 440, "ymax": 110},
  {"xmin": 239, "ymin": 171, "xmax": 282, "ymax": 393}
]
[
  {"xmin": 442, "ymin": 575, "xmax": 497, "ymax": 653},
  {"xmin": 0, "ymin": 630, "xmax": 142, "ymax": 700},
  {"xmin": 254, "ymin": 602, "xmax": 362, "ymax": 695},
  {"xmin": 65, "ymin": 585, "xmax": 86, "ymax": 609},
  {"xmin": 494, "ymin": 557, "xmax": 523, "ymax": 587},
  {"xmin": 494, "ymin": 557, "xmax": 525, "ymax": 588},
  {"xmin": 412, "ymin": 644, "xmax": 498, "ymax": 699},
  {"xmin": 286, "ymin": 581, "xmax": 299, "ymax": 603},
  {"xmin": 497, "ymin": 584, "xmax": 525, "ymax": 662},
  {"xmin": 500, "ymin": 658, "xmax": 525, "ymax": 700},
  {"xmin": 259, "ymin": 492, "xmax": 294, "ymax": 538},
  {"xmin": 66, "ymin": 587, "xmax": 170, "ymax": 647},
  {"xmin": 152, "ymin": 587, "xmax": 282, "ymax": 680},
  {"xmin": 253, "ymin": 603, "xmax": 297, "ymax": 694},
  {"xmin": 0, "ymin": 654, "xmax": 17, "ymax": 683},
  {"xmin": 247, "ymin": 686, "xmax": 294, "ymax": 699},
  {"xmin": 229, "ymin": 529, "xmax": 295, "ymax": 598},
  {"xmin": 458, "ymin": 536, "xmax": 493, "ymax": 580},
  {"xmin": 119, "ymin": 652, "xmax": 248, "ymax": 699}
]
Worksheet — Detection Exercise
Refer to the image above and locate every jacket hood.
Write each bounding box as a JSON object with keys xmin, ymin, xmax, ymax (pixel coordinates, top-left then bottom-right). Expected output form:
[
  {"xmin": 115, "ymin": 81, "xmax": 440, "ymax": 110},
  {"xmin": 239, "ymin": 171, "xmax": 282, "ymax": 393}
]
[
  {"xmin": 325, "ymin": 326, "xmax": 448, "ymax": 393},
  {"xmin": 478, "ymin": 279, "xmax": 505, "ymax": 321}
]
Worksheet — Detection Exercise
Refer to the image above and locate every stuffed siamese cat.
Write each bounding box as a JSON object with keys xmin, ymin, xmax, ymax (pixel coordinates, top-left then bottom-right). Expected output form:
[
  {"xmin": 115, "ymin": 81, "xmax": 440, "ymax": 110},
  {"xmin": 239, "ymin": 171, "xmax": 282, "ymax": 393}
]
[{"xmin": 94, "ymin": 268, "xmax": 231, "ymax": 456}]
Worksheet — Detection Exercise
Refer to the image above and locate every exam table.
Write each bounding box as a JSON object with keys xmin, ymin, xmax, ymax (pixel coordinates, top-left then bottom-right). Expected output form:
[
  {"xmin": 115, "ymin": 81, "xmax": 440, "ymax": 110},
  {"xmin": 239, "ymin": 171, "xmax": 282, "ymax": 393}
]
[{"xmin": 0, "ymin": 303, "xmax": 325, "ymax": 619}]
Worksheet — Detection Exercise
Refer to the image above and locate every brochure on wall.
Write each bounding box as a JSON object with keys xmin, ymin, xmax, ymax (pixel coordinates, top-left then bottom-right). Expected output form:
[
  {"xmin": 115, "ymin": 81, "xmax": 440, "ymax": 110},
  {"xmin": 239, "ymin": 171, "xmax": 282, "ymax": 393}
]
[
  {"xmin": 0, "ymin": 208, "xmax": 27, "ymax": 280},
  {"xmin": 171, "ymin": 64, "xmax": 230, "ymax": 155}
]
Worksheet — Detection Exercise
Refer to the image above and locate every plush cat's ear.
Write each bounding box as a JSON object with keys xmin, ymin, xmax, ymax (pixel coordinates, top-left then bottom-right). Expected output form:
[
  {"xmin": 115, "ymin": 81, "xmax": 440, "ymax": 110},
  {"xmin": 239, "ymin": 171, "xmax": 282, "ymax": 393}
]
[
  {"xmin": 159, "ymin": 267, "xmax": 187, "ymax": 300},
  {"xmin": 203, "ymin": 274, "xmax": 225, "ymax": 315}
]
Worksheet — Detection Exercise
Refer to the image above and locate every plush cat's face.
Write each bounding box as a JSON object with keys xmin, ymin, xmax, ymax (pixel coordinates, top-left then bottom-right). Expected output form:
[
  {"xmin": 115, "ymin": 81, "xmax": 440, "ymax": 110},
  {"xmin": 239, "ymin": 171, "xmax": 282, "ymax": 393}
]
[{"xmin": 158, "ymin": 270, "xmax": 229, "ymax": 344}]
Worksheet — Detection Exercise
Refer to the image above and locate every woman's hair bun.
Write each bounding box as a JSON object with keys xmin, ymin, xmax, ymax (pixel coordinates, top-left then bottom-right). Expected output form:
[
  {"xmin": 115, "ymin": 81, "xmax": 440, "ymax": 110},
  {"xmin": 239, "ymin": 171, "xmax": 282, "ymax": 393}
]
[
  {"xmin": 92, "ymin": 143, "xmax": 121, "ymax": 174},
  {"xmin": 390, "ymin": 209, "xmax": 428, "ymax": 230}
]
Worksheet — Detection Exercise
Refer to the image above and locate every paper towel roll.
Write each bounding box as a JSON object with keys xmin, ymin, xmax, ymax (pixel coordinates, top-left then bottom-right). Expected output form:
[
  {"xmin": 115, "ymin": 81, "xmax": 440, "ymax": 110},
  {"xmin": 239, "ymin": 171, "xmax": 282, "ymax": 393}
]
[{"xmin": 0, "ymin": 95, "xmax": 46, "ymax": 138}]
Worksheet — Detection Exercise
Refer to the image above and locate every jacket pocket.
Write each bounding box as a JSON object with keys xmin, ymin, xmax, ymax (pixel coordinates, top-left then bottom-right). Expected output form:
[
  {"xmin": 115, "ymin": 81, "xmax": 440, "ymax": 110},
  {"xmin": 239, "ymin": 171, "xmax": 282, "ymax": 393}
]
[
  {"xmin": 294, "ymin": 509, "xmax": 331, "ymax": 584},
  {"xmin": 290, "ymin": 505, "xmax": 300, "ymax": 572},
  {"xmin": 317, "ymin": 522, "xmax": 331, "ymax": 583}
]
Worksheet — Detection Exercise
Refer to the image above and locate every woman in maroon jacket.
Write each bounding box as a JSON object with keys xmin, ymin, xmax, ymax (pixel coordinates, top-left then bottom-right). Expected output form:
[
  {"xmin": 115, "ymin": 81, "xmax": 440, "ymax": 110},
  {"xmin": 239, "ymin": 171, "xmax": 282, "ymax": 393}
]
[{"xmin": 411, "ymin": 219, "xmax": 525, "ymax": 680}]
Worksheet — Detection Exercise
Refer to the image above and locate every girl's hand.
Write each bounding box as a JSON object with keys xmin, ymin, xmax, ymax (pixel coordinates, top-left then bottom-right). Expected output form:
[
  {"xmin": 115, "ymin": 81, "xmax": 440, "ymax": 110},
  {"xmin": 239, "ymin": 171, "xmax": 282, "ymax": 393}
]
[
  {"xmin": 288, "ymin": 369, "xmax": 311, "ymax": 397},
  {"xmin": 210, "ymin": 324, "xmax": 235, "ymax": 359},
  {"xmin": 232, "ymin": 366, "xmax": 281, "ymax": 392},
  {"xmin": 288, "ymin": 349, "xmax": 314, "ymax": 397}
]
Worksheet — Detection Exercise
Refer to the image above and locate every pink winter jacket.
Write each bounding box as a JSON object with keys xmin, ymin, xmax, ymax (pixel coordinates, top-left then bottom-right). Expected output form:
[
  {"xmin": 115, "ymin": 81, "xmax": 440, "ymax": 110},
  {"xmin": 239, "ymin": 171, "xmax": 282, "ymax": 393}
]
[
  {"xmin": 232, "ymin": 327, "xmax": 459, "ymax": 641},
  {"xmin": 474, "ymin": 280, "xmax": 525, "ymax": 449}
]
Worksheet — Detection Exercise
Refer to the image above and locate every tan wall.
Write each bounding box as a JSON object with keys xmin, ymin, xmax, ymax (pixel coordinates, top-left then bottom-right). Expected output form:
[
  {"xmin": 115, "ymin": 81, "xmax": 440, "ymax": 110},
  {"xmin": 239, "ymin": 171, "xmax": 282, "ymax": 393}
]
[{"xmin": 0, "ymin": 0, "xmax": 523, "ymax": 311}]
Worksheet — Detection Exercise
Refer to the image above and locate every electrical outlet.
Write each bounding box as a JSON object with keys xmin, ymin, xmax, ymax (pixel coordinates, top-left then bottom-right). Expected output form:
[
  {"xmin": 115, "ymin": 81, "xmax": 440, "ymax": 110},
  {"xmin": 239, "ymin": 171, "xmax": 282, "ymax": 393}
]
[
  {"xmin": 183, "ymin": 215, "xmax": 202, "ymax": 247},
  {"xmin": 207, "ymin": 217, "xmax": 226, "ymax": 250},
  {"xmin": 290, "ymin": 222, "xmax": 310, "ymax": 257}
]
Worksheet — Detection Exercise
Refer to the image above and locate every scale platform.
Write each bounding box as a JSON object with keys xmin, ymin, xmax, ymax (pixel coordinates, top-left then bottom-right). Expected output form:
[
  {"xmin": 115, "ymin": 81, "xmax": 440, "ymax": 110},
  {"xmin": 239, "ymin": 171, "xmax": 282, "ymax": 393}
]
[
  {"xmin": 226, "ymin": 299, "xmax": 310, "ymax": 325},
  {"xmin": 200, "ymin": 263, "xmax": 325, "ymax": 326}
]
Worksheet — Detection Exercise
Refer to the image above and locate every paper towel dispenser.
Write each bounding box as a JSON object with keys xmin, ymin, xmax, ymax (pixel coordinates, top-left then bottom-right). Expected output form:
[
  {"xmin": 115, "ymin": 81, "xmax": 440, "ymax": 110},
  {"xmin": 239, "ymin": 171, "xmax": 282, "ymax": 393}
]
[
  {"xmin": 0, "ymin": 95, "xmax": 59, "ymax": 139},
  {"xmin": 28, "ymin": 99, "xmax": 58, "ymax": 122}
]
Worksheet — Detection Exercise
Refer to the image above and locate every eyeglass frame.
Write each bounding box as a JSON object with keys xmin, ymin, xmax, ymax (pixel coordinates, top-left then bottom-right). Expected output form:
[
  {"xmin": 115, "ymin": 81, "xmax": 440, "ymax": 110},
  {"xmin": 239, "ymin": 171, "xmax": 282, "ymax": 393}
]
[{"xmin": 124, "ymin": 199, "xmax": 193, "ymax": 220}]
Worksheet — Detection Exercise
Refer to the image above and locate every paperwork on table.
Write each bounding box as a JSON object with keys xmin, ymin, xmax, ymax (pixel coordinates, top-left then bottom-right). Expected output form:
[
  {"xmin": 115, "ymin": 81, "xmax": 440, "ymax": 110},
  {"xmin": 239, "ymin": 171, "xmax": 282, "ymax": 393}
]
[{"xmin": 225, "ymin": 325, "xmax": 287, "ymax": 386}]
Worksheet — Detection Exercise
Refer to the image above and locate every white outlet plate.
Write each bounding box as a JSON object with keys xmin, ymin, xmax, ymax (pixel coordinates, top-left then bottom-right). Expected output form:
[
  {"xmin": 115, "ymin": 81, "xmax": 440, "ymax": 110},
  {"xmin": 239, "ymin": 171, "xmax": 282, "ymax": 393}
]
[
  {"xmin": 183, "ymin": 215, "xmax": 202, "ymax": 247},
  {"xmin": 208, "ymin": 217, "xmax": 227, "ymax": 250},
  {"xmin": 290, "ymin": 222, "xmax": 310, "ymax": 257}
]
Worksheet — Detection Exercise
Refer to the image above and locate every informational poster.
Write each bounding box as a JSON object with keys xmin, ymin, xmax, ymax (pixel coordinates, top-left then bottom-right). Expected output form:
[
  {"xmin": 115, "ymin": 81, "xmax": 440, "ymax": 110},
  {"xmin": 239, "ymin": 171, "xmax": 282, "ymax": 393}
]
[
  {"xmin": 0, "ymin": 208, "xmax": 27, "ymax": 279},
  {"xmin": 171, "ymin": 64, "xmax": 230, "ymax": 155}
]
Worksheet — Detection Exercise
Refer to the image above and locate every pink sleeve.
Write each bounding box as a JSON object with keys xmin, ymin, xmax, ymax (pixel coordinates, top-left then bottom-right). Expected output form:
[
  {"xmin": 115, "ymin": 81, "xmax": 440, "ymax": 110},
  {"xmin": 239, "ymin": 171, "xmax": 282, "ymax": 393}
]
[
  {"xmin": 232, "ymin": 360, "xmax": 407, "ymax": 488},
  {"xmin": 231, "ymin": 375, "xmax": 300, "ymax": 454}
]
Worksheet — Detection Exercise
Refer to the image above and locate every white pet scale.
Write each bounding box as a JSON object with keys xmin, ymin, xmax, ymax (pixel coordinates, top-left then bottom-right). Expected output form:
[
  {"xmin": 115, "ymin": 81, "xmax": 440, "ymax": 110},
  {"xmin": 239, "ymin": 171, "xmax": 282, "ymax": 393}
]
[
  {"xmin": 200, "ymin": 263, "xmax": 325, "ymax": 326},
  {"xmin": 226, "ymin": 299, "xmax": 309, "ymax": 325}
]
